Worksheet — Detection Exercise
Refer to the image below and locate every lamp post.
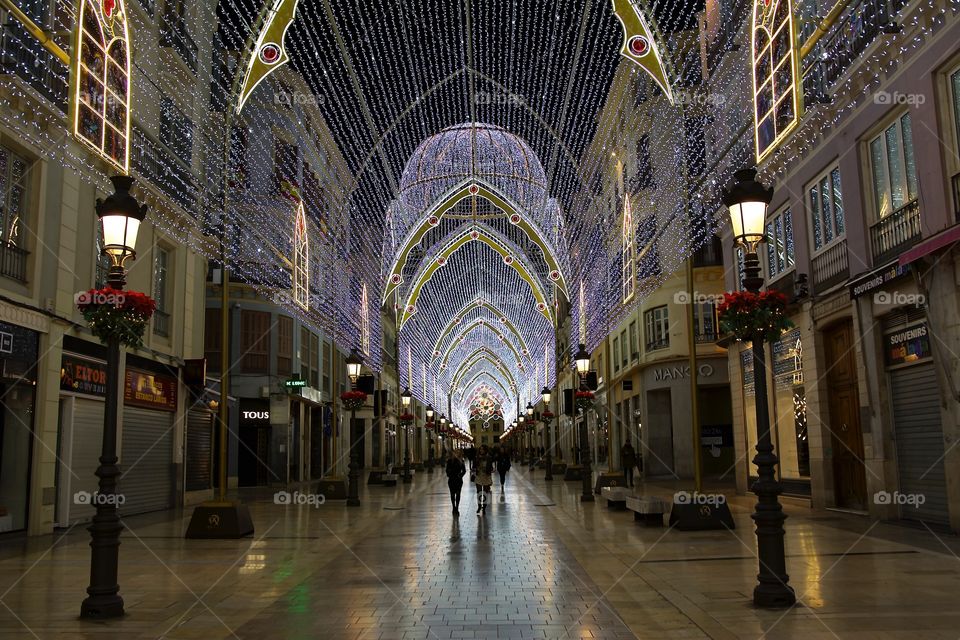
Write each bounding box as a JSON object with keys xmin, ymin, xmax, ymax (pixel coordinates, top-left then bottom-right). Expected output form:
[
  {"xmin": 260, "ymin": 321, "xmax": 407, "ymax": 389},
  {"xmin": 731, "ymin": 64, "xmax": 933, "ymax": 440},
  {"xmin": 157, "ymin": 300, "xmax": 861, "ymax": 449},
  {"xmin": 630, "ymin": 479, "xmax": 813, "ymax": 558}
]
[
  {"xmin": 80, "ymin": 176, "xmax": 147, "ymax": 619},
  {"xmin": 426, "ymin": 404, "xmax": 435, "ymax": 469},
  {"xmin": 574, "ymin": 343, "xmax": 594, "ymax": 502},
  {"xmin": 542, "ymin": 387, "xmax": 553, "ymax": 481},
  {"xmin": 723, "ymin": 168, "xmax": 795, "ymax": 608},
  {"xmin": 400, "ymin": 387, "xmax": 412, "ymax": 483},
  {"xmin": 525, "ymin": 402, "xmax": 535, "ymax": 468},
  {"xmin": 345, "ymin": 348, "xmax": 363, "ymax": 507}
]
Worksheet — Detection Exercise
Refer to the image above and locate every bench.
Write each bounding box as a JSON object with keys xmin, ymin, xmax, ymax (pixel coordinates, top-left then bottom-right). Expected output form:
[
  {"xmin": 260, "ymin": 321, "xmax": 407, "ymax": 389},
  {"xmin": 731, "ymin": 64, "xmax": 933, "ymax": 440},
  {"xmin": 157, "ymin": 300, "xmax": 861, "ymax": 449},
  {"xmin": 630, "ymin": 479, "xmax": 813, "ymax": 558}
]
[
  {"xmin": 382, "ymin": 474, "xmax": 398, "ymax": 486},
  {"xmin": 601, "ymin": 486, "xmax": 631, "ymax": 510},
  {"xmin": 626, "ymin": 496, "xmax": 668, "ymax": 527}
]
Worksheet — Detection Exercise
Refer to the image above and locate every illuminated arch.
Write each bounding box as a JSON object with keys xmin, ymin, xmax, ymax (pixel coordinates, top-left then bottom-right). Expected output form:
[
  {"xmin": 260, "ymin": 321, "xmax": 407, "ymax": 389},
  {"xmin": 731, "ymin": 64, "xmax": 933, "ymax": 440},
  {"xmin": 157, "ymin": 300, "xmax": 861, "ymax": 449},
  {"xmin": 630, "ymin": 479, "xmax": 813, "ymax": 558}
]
[
  {"xmin": 360, "ymin": 282, "xmax": 370, "ymax": 356},
  {"xmin": 450, "ymin": 348, "xmax": 518, "ymax": 392},
  {"xmin": 752, "ymin": 0, "xmax": 801, "ymax": 162},
  {"xmin": 436, "ymin": 320, "xmax": 528, "ymax": 372},
  {"xmin": 293, "ymin": 202, "xmax": 309, "ymax": 308},
  {"xmin": 383, "ymin": 179, "xmax": 569, "ymax": 302},
  {"xmin": 461, "ymin": 372, "xmax": 511, "ymax": 404},
  {"xmin": 622, "ymin": 196, "xmax": 635, "ymax": 303},
  {"xmin": 612, "ymin": 0, "xmax": 674, "ymax": 103},
  {"xmin": 72, "ymin": 0, "xmax": 132, "ymax": 172},
  {"xmin": 397, "ymin": 226, "xmax": 554, "ymax": 329},
  {"xmin": 431, "ymin": 297, "xmax": 532, "ymax": 362},
  {"xmin": 235, "ymin": 0, "xmax": 301, "ymax": 113}
]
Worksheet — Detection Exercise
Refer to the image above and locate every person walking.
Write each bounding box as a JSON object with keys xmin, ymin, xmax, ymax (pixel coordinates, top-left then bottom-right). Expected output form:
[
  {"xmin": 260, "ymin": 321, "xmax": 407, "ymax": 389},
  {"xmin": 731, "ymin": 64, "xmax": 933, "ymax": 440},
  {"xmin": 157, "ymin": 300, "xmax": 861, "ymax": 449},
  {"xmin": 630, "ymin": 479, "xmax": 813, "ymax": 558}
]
[
  {"xmin": 446, "ymin": 450, "xmax": 467, "ymax": 515},
  {"xmin": 621, "ymin": 436, "xmax": 637, "ymax": 488},
  {"xmin": 473, "ymin": 444, "xmax": 494, "ymax": 514},
  {"xmin": 496, "ymin": 447, "xmax": 511, "ymax": 493},
  {"xmin": 465, "ymin": 445, "xmax": 476, "ymax": 472}
]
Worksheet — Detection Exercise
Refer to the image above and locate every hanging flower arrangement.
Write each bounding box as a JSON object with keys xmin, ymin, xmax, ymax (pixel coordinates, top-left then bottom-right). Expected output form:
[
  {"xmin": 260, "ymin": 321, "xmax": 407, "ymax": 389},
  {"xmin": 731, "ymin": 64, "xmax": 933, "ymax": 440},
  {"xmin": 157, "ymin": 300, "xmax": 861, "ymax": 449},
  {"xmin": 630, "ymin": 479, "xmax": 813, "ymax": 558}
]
[
  {"xmin": 398, "ymin": 412, "xmax": 415, "ymax": 426},
  {"xmin": 718, "ymin": 290, "xmax": 794, "ymax": 343},
  {"xmin": 340, "ymin": 390, "xmax": 367, "ymax": 411},
  {"xmin": 541, "ymin": 410, "xmax": 555, "ymax": 424},
  {"xmin": 76, "ymin": 288, "xmax": 156, "ymax": 349},
  {"xmin": 424, "ymin": 420, "xmax": 435, "ymax": 431},
  {"xmin": 575, "ymin": 390, "xmax": 595, "ymax": 410}
]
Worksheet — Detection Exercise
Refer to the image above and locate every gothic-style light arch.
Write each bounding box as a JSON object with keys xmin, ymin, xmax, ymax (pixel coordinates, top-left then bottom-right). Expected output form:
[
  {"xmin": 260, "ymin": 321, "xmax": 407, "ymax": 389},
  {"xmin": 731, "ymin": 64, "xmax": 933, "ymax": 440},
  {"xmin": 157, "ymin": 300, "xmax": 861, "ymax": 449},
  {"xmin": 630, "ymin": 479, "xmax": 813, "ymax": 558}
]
[
  {"xmin": 72, "ymin": 0, "xmax": 132, "ymax": 172},
  {"xmin": 397, "ymin": 226, "xmax": 554, "ymax": 329},
  {"xmin": 612, "ymin": 0, "xmax": 674, "ymax": 103},
  {"xmin": 752, "ymin": 0, "xmax": 801, "ymax": 162},
  {"xmin": 383, "ymin": 178, "xmax": 568, "ymax": 302},
  {"xmin": 460, "ymin": 372, "xmax": 511, "ymax": 404},
  {"xmin": 436, "ymin": 319, "xmax": 528, "ymax": 372},
  {"xmin": 622, "ymin": 196, "xmax": 635, "ymax": 303},
  {"xmin": 449, "ymin": 348, "xmax": 517, "ymax": 393},
  {"xmin": 293, "ymin": 202, "xmax": 309, "ymax": 308},
  {"xmin": 431, "ymin": 297, "xmax": 532, "ymax": 362}
]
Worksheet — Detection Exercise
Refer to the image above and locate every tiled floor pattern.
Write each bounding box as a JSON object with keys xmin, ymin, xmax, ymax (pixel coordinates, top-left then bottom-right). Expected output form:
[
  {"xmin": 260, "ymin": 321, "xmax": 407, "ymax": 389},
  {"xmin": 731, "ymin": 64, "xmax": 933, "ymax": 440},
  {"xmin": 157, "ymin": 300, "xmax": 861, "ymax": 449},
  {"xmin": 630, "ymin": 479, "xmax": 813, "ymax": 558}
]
[{"xmin": 2, "ymin": 468, "xmax": 960, "ymax": 639}]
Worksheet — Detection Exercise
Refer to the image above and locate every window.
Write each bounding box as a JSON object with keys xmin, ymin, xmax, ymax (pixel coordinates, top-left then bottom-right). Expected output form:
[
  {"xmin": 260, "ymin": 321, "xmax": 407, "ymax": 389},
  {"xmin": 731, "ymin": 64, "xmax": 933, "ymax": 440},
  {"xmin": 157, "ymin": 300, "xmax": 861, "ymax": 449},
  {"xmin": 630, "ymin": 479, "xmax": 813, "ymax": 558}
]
[
  {"xmin": 300, "ymin": 326, "xmax": 310, "ymax": 382},
  {"xmin": 952, "ymin": 68, "xmax": 960, "ymax": 157},
  {"xmin": 0, "ymin": 145, "xmax": 29, "ymax": 249},
  {"xmin": 293, "ymin": 203, "xmax": 309, "ymax": 308},
  {"xmin": 73, "ymin": 0, "xmax": 131, "ymax": 172},
  {"xmin": 94, "ymin": 226, "xmax": 110, "ymax": 287},
  {"xmin": 228, "ymin": 125, "xmax": 248, "ymax": 190},
  {"xmin": 693, "ymin": 302, "xmax": 720, "ymax": 342},
  {"xmin": 644, "ymin": 306, "xmax": 670, "ymax": 351},
  {"xmin": 629, "ymin": 321, "xmax": 638, "ymax": 361},
  {"xmin": 684, "ymin": 115, "xmax": 706, "ymax": 176},
  {"xmin": 159, "ymin": 96, "xmax": 193, "ymax": 165},
  {"xmin": 869, "ymin": 112, "xmax": 917, "ymax": 218},
  {"xmin": 808, "ymin": 166, "xmax": 845, "ymax": 252},
  {"xmin": 765, "ymin": 207, "xmax": 795, "ymax": 279},
  {"xmin": 309, "ymin": 331, "xmax": 320, "ymax": 388},
  {"xmin": 274, "ymin": 138, "xmax": 299, "ymax": 195},
  {"xmin": 323, "ymin": 341, "xmax": 331, "ymax": 393},
  {"xmin": 613, "ymin": 337, "xmax": 620, "ymax": 372},
  {"xmin": 153, "ymin": 247, "xmax": 170, "ymax": 337},
  {"xmin": 277, "ymin": 315, "xmax": 293, "ymax": 375},
  {"xmin": 204, "ymin": 308, "xmax": 221, "ymax": 372},
  {"xmin": 240, "ymin": 310, "xmax": 271, "ymax": 373},
  {"xmin": 634, "ymin": 135, "xmax": 654, "ymax": 191},
  {"xmin": 622, "ymin": 197, "xmax": 635, "ymax": 302},
  {"xmin": 621, "ymin": 330, "xmax": 628, "ymax": 366},
  {"xmin": 752, "ymin": 0, "xmax": 800, "ymax": 161}
]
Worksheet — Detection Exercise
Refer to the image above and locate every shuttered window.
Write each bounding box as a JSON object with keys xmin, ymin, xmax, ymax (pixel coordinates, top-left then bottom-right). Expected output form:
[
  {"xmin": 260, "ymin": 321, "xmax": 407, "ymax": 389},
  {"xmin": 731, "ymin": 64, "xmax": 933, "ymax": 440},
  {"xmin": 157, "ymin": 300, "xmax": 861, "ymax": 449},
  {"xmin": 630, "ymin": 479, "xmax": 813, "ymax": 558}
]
[{"xmin": 240, "ymin": 310, "xmax": 271, "ymax": 373}]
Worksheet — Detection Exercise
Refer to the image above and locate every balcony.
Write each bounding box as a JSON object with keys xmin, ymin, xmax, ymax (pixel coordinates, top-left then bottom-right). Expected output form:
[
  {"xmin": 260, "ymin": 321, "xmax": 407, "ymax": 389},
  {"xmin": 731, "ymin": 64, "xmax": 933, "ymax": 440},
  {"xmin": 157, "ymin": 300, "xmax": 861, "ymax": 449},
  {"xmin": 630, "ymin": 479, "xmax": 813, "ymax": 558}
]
[
  {"xmin": 644, "ymin": 338, "xmax": 669, "ymax": 352},
  {"xmin": 870, "ymin": 199, "xmax": 921, "ymax": 264},
  {"xmin": 811, "ymin": 239, "xmax": 850, "ymax": 292},
  {"xmin": 131, "ymin": 128, "xmax": 198, "ymax": 217},
  {"xmin": 0, "ymin": 24, "xmax": 68, "ymax": 109},
  {"xmin": 0, "ymin": 242, "xmax": 28, "ymax": 282},
  {"xmin": 695, "ymin": 331, "xmax": 719, "ymax": 344},
  {"xmin": 159, "ymin": 9, "xmax": 198, "ymax": 73},
  {"xmin": 153, "ymin": 309, "xmax": 171, "ymax": 338},
  {"xmin": 952, "ymin": 172, "xmax": 960, "ymax": 223}
]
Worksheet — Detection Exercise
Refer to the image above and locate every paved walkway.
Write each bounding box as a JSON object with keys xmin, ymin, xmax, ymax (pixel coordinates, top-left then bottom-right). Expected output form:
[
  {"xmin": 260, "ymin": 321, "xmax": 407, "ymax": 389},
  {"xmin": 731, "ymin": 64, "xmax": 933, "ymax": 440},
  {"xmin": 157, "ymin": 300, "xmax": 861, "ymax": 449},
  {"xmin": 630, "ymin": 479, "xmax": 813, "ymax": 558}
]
[{"xmin": 2, "ymin": 468, "xmax": 960, "ymax": 639}]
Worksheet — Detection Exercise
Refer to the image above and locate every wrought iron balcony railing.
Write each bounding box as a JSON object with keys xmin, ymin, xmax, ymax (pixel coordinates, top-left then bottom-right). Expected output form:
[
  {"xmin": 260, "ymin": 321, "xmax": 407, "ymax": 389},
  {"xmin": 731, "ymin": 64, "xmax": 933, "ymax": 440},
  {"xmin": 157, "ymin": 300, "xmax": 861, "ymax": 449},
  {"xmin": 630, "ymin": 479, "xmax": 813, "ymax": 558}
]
[
  {"xmin": 870, "ymin": 199, "xmax": 921, "ymax": 265},
  {"xmin": 644, "ymin": 338, "xmax": 670, "ymax": 352},
  {"xmin": 0, "ymin": 23, "xmax": 68, "ymax": 108},
  {"xmin": 153, "ymin": 309, "xmax": 171, "ymax": 338},
  {"xmin": 131, "ymin": 128, "xmax": 199, "ymax": 217},
  {"xmin": 811, "ymin": 239, "xmax": 850, "ymax": 292},
  {"xmin": 159, "ymin": 9, "xmax": 198, "ymax": 73},
  {"xmin": 0, "ymin": 242, "xmax": 28, "ymax": 282}
]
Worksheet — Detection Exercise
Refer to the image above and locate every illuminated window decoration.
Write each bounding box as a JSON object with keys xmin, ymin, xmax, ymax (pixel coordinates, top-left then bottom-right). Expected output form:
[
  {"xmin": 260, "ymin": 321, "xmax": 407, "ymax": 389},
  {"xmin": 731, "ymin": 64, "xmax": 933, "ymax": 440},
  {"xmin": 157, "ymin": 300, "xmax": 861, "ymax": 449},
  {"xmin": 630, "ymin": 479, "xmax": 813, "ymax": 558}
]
[
  {"xmin": 752, "ymin": 0, "xmax": 802, "ymax": 162},
  {"xmin": 360, "ymin": 282, "xmax": 370, "ymax": 356},
  {"xmin": 236, "ymin": 0, "xmax": 302, "ymax": 113},
  {"xmin": 72, "ymin": 0, "xmax": 131, "ymax": 172},
  {"xmin": 579, "ymin": 280, "xmax": 587, "ymax": 343},
  {"xmin": 292, "ymin": 202, "xmax": 309, "ymax": 308},
  {"xmin": 622, "ymin": 196, "xmax": 635, "ymax": 302},
  {"xmin": 612, "ymin": 0, "xmax": 674, "ymax": 103}
]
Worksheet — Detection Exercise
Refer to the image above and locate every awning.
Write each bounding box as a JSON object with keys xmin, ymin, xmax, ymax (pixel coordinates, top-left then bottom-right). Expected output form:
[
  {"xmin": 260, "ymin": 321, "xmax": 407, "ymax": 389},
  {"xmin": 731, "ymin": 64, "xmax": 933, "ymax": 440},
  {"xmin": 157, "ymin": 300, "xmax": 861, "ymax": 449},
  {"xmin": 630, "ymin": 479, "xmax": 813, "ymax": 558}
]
[{"xmin": 899, "ymin": 223, "xmax": 960, "ymax": 266}]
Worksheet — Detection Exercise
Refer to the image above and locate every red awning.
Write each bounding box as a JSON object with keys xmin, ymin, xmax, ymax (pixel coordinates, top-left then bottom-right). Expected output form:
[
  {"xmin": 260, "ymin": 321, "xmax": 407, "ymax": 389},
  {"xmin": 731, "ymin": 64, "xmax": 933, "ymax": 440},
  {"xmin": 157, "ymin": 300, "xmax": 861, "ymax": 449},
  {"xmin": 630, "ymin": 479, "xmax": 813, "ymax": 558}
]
[{"xmin": 899, "ymin": 224, "xmax": 960, "ymax": 266}]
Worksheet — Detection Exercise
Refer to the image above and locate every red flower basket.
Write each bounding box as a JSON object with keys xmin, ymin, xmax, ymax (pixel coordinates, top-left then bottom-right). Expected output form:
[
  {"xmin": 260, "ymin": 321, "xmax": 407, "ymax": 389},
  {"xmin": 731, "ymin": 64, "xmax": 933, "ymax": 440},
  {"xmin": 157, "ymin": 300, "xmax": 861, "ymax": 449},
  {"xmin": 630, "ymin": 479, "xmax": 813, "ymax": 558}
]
[
  {"xmin": 399, "ymin": 412, "xmax": 415, "ymax": 426},
  {"xmin": 717, "ymin": 290, "xmax": 794, "ymax": 343},
  {"xmin": 340, "ymin": 390, "xmax": 367, "ymax": 411},
  {"xmin": 575, "ymin": 390, "xmax": 595, "ymax": 410},
  {"xmin": 541, "ymin": 410, "xmax": 555, "ymax": 424},
  {"xmin": 76, "ymin": 288, "xmax": 156, "ymax": 349}
]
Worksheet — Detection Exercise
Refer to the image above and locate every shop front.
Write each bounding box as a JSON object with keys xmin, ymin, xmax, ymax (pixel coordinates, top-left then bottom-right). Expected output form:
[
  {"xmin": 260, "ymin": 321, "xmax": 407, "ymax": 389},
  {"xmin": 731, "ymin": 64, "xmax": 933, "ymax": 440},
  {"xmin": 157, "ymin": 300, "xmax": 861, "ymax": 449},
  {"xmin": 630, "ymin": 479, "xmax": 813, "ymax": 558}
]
[
  {"xmin": 0, "ymin": 321, "xmax": 39, "ymax": 533},
  {"xmin": 238, "ymin": 398, "xmax": 272, "ymax": 486},
  {"xmin": 121, "ymin": 367, "xmax": 178, "ymax": 516}
]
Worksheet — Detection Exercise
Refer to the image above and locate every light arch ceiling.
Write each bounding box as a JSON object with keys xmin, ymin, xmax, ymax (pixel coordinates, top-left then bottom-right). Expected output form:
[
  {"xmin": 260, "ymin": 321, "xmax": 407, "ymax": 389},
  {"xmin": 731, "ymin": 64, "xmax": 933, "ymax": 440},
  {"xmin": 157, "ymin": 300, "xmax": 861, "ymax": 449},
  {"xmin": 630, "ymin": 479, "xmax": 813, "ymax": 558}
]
[
  {"xmin": 435, "ymin": 319, "xmax": 530, "ymax": 372},
  {"xmin": 431, "ymin": 297, "xmax": 532, "ymax": 365},
  {"xmin": 462, "ymin": 374, "xmax": 510, "ymax": 406},
  {"xmin": 449, "ymin": 350, "xmax": 518, "ymax": 398}
]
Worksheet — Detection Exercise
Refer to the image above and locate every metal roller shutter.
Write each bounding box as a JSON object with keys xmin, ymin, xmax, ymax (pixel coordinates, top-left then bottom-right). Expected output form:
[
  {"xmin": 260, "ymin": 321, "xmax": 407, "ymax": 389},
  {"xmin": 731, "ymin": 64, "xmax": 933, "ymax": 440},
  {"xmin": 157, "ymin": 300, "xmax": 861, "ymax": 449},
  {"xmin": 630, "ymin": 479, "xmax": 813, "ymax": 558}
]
[
  {"xmin": 185, "ymin": 409, "xmax": 213, "ymax": 491},
  {"xmin": 891, "ymin": 363, "xmax": 949, "ymax": 525},
  {"xmin": 119, "ymin": 406, "xmax": 174, "ymax": 516},
  {"xmin": 67, "ymin": 399, "xmax": 105, "ymax": 524}
]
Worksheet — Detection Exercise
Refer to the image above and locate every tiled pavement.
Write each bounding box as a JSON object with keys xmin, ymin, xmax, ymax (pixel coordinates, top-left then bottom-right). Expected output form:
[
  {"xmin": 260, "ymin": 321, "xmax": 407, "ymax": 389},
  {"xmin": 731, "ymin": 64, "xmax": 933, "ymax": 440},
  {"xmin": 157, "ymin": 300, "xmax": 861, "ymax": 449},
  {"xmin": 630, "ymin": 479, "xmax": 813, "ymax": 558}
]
[{"xmin": 3, "ymin": 467, "xmax": 960, "ymax": 639}]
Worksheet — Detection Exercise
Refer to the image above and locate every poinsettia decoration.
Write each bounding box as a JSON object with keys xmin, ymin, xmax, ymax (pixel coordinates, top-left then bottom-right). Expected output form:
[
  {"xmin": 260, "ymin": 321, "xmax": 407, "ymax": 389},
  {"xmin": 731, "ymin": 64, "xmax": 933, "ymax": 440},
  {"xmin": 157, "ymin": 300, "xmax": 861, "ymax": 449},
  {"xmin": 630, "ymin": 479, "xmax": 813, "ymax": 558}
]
[
  {"xmin": 340, "ymin": 390, "xmax": 367, "ymax": 411},
  {"xmin": 575, "ymin": 390, "xmax": 594, "ymax": 410},
  {"xmin": 718, "ymin": 290, "xmax": 794, "ymax": 343},
  {"xmin": 398, "ymin": 412, "xmax": 415, "ymax": 426},
  {"xmin": 541, "ymin": 410, "xmax": 555, "ymax": 424},
  {"xmin": 76, "ymin": 288, "xmax": 156, "ymax": 349}
]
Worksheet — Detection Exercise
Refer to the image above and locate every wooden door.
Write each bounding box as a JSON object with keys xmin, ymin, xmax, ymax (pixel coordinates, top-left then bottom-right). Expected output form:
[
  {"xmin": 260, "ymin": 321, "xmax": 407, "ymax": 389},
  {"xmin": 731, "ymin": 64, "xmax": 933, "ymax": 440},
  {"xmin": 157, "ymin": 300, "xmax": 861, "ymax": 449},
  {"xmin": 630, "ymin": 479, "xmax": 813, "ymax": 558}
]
[{"xmin": 824, "ymin": 321, "xmax": 867, "ymax": 509}]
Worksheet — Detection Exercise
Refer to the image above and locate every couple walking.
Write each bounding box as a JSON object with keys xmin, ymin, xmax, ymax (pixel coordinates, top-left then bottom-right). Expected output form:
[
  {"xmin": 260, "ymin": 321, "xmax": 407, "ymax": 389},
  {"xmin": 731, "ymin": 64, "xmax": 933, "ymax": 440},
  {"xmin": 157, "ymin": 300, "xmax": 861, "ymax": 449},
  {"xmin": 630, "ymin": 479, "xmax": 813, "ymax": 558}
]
[{"xmin": 445, "ymin": 445, "xmax": 511, "ymax": 515}]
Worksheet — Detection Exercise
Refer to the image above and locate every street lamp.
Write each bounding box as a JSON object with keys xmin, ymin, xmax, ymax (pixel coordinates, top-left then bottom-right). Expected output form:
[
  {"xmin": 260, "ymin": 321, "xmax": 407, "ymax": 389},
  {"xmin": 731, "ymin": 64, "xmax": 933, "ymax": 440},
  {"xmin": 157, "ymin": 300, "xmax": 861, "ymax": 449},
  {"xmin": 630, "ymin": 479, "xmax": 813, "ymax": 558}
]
[
  {"xmin": 526, "ymin": 402, "xmax": 536, "ymax": 467},
  {"xmin": 542, "ymin": 386, "xmax": 553, "ymax": 481},
  {"xmin": 573, "ymin": 343, "xmax": 594, "ymax": 502},
  {"xmin": 723, "ymin": 167, "xmax": 794, "ymax": 609},
  {"xmin": 425, "ymin": 404, "xmax": 435, "ymax": 469},
  {"xmin": 401, "ymin": 387, "xmax": 412, "ymax": 482},
  {"xmin": 345, "ymin": 348, "xmax": 363, "ymax": 506},
  {"xmin": 81, "ymin": 176, "xmax": 148, "ymax": 619}
]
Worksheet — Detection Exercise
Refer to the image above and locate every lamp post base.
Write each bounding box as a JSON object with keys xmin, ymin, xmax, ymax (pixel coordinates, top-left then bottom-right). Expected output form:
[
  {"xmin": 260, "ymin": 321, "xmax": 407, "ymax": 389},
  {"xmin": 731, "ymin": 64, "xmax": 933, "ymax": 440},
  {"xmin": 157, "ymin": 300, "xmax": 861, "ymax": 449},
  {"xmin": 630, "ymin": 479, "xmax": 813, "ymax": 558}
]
[
  {"xmin": 80, "ymin": 593, "xmax": 124, "ymax": 619},
  {"xmin": 753, "ymin": 583, "xmax": 796, "ymax": 609},
  {"xmin": 185, "ymin": 501, "xmax": 255, "ymax": 538}
]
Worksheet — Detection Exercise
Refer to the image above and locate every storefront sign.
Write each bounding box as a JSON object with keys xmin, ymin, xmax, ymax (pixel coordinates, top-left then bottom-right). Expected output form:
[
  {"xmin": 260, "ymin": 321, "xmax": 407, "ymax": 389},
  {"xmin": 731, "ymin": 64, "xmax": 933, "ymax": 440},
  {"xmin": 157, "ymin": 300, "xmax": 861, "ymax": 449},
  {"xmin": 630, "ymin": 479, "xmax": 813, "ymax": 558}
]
[
  {"xmin": 124, "ymin": 369, "xmax": 177, "ymax": 411},
  {"xmin": 653, "ymin": 364, "xmax": 715, "ymax": 381},
  {"xmin": 284, "ymin": 376, "xmax": 307, "ymax": 388},
  {"xmin": 885, "ymin": 323, "xmax": 932, "ymax": 367},
  {"xmin": 849, "ymin": 261, "xmax": 909, "ymax": 298},
  {"xmin": 60, "ymin": 353, "xmax": 108, "ymax": 397},
  {"xmin": 239, "ymin": 399, "xmax": 271, "ymax": 426},
  {"xmin": 242, "ymin": 410, "xmax": 270, "ymax": 420}
]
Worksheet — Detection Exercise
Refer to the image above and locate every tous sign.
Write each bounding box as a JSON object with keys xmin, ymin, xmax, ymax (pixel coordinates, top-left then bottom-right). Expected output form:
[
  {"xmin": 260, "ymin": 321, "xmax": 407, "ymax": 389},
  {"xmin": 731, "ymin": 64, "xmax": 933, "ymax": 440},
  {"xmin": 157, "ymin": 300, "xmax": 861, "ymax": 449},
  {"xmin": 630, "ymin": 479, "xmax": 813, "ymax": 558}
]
[{"xmin": 242, "ymin": 410, "xmax": 270, "ymax": 421}]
